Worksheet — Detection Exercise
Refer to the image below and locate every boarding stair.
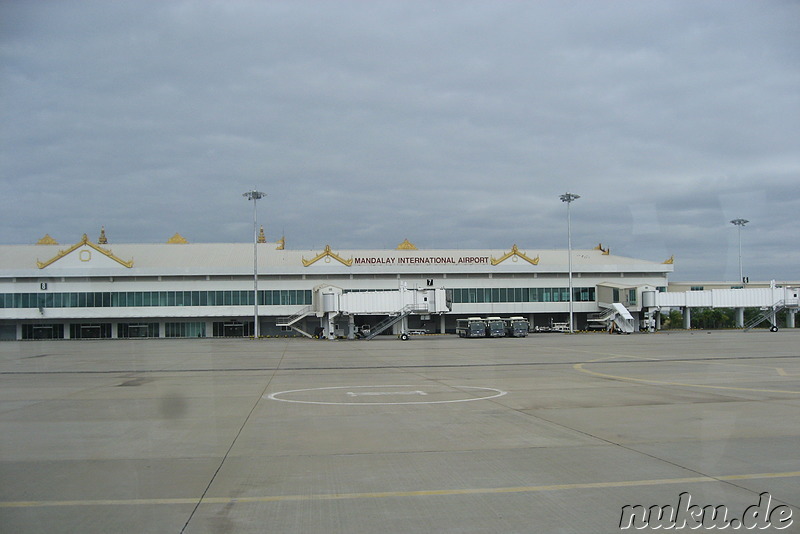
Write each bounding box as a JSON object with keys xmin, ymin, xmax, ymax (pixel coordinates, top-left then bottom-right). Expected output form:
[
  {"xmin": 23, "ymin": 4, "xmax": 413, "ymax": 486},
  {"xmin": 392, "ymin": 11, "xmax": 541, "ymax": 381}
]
[
  {"xmin": 364, "ymin": 304, "xmax": 428, "ymax": 340},
  {"xmin": 743, "ymin": 301, "xmax": 785, "ymax": 332},
  {"xmin": 276, "ymin": 306, "xmax": 316, "ymax": 338},
  {"xmin": 590, "ymin": 303, "xmax": 635, "ymax": 334},
  {"xmin": 587, "ymin": 308, "xmax": 618, "ymax": 330}
]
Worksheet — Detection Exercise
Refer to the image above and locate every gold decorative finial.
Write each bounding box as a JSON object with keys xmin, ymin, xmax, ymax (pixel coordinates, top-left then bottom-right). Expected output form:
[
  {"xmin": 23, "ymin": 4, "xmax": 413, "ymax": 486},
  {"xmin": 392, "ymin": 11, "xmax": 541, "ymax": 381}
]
[
  {"xmin": 302, "ymin": 245, "xmax": 353, "ymax": 267},
  {"xmin": 396, "ymin": 239, "xmax": 417, "ymax": 250},
  {"xmin": 593, "ymin": 243, "xmax": 610, "ymax": 255},
  {"xmin": 167, "ymin": 233, "xmax": 188, "ymax": 244},
  {"xmin": 491, "ymin": 244, "xmax": 539, "ymax": 266},
  {"xmin": 98, "ymin": 227, "xmax": 108, "ymax": 244},
  {"xmin": 36, "ymin": 234, "xmax": 59, "ymax": 245},
  {"xmin": 663, "ymin": 255, "xmax": 674, "ymax": 264},
  {"xmin": 276, "ymin": 236, "xmax": 285, "ymax": 250},
  {"xmin": 257, "ymin": 225, "xmax": 267, "ymax": 244},
  {"xmin": 37, "ymin": 235, "xmax": 133, "ymax": 269}
]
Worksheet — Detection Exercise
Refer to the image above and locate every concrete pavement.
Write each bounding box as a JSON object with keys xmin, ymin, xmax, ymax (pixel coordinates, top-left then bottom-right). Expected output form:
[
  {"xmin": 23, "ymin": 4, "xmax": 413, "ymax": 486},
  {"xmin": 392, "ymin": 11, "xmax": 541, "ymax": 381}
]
[{"xmin": 1, "ymin": 331, "xmax": 798, "ymax": 533}]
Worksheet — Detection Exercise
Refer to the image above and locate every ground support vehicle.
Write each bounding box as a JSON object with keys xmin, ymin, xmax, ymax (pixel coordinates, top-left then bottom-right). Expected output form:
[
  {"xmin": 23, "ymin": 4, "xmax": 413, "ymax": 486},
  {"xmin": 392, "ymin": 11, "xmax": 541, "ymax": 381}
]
[
  {"xmin": 505, "ymin": 316, "xmax": 530, "ymax": 337},
  {"xmin": 486, "ymin": 317, "xmax": 507, "ymax": 337},
  {"xmin": 456, "ymin": 317, "xmax": 488, "ymax": 338}
]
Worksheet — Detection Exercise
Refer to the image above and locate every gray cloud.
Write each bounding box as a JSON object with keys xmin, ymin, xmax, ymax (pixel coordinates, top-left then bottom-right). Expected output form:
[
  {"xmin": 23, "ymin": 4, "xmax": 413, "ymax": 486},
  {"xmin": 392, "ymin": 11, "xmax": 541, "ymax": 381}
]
[{"xmin": 2, "ymin": 0, "xmax": 798, "ymax": 281}]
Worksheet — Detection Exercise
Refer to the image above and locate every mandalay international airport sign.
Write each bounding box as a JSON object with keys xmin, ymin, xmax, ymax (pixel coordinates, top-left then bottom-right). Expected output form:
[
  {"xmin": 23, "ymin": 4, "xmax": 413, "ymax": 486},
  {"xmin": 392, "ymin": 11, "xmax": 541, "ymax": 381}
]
[
  {"xmin": 354, "ymin": 256, "xmax": 490, "ymax": 265},
  {"xmin": 301, "ymin": 244, "xmax": 538, "ymax": 267}
]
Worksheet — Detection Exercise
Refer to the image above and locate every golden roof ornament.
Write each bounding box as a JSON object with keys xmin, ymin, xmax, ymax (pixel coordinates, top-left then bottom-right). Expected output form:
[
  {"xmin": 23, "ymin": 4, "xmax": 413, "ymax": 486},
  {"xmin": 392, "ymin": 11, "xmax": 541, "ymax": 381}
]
[
  {"xmin": 36, "ymin": 234, "xmax": 133, "ymax": 269},
  {"xmin": 396, "ymin": 239, "xmax": 417, "ymax": 250},
  {"xmin": 491, "ymin": 244, "xmax": 539, "ymax": 266},
  {"xmin": 663, "ymin": 255, "xmax": 675, "ymax": 264},
  {"xmin": 257, "ymin": 225, "xmax": 267, "ymax": 244},
  {"xmin": 276, "ymin": 236, "xmax": 285, "ymax": 250},
  {"xmin": 98, "ymin": 226, "xmax": 108, "ymax": 244},
  {"xmin": 593, "ymin": 243, "xmax": 610, "ymax": 255},
  {"xmin": 36, "ymin": 234, "xmax": 59, "ymax": 245},
  {"xmin": 302, "ymin": 245, "xmax": 353, "ymax": 267},
  {"xmin": 167, "ymin": 233, "xmax": 188, "ymax": 244}
]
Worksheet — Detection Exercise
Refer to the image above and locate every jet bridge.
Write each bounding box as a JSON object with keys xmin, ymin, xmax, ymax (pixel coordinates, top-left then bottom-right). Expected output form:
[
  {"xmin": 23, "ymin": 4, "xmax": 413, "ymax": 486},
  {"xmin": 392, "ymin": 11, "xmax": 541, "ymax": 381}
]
[
  {"xmin": 277, "ymin": 285, "xmax": 451, "ymax": 340},
  {"xmin": 650, "ymin": 284, "xmax": 799, "ymax": 332},
  {"xmin": 592, "ymin": 283, "xmax": 798, "ymax": 333}
]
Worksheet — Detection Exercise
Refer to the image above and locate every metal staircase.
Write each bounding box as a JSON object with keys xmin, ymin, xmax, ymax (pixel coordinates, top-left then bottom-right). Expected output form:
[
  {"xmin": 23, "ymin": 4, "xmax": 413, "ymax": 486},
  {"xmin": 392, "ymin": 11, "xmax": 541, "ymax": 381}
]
[
  {"xmin": 743, "ymin": 301, "xmax": 785, "ymax": 332},
  {"xmin": 587, "ymin": 308, "xmax": 618, "ymax": 330},
  {"xmin": 364, "ymin": 304, "xmax": 427, "ymax": 340},
  {"xmin": 589, "ymin": 303, "xmax": 635, "ymax": 334},
  {"xmin": 276, "ymin": 305, "xmax": 315, "ymax": 327},
  {"xmin": 276, "ymin": 306, "xmax": 316, "ymax": 338}
]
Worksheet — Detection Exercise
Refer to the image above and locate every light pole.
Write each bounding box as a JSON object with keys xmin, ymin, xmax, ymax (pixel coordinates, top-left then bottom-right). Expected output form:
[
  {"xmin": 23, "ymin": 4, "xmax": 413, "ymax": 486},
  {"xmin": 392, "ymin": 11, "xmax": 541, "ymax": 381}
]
[
  {"xmin": 243, "ymin": 190, "xmax": 266, "ymax": 338},
  {"xmin": 730, "ymin": 218, "xmax": 748, "ymax": 284},
  {"xmin": 560, "ymin": 192, "xmax": 580, "ymax": 333}
]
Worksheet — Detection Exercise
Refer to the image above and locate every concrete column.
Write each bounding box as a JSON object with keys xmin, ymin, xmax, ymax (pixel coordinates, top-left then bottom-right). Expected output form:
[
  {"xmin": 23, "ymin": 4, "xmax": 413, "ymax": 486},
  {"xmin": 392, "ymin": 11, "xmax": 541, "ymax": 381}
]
[
  {"xmin": 655, "ymin": 311, "xmax": 662, "ymax": 330},
  {"xmin": 683, "ymin": 308, "xmax": 691, "ymax": 330},
  {"xmin": 206, "ymin": 321, "xmax": 213, "ymax": 338},
  {"xmin": 323, "ymin": 312, "xmax": 336, "ymax": 339},
  {"xmin": 788, "ymin": 310, "xmax": 796, "ymax": 329},
  {"xmin": 347, "ymin": 315, "xmax": 355, "ymax": 340},
  {"xmin": 391, "ymin": 317, "xmax": 409, "ymax": 336},
  {"xmin": 16, "ymin": 323, "xmax": 23, "ymax": 341},
  {"xmin": 111, "ymin": 323, "xmax": 118, "ymax": 339},
  {"xmin": 64, "ymin": 323, "xmax": 71, "ymax": 339},
  {"xmin": 439, "ymin": 314, "xmax": 446, "ymax": 334},
  {"xmin": 735, "ymin": 307, "xmax": 745, "ymax": 328}
]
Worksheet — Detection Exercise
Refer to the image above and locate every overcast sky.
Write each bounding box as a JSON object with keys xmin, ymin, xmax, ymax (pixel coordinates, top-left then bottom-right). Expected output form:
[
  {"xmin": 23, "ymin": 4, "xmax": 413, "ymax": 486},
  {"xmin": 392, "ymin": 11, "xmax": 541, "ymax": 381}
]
[{"xmin": 1, "ymin": 1, "xmax": 798, "ymax": 281}]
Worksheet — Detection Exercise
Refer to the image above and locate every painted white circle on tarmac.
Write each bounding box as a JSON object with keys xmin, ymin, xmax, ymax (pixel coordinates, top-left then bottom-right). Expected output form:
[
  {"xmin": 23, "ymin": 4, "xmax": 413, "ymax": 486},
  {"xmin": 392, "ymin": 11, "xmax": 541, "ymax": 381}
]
[{"xmin": 266, "ymin": 384, "xmax": 507, "ymax": 405}]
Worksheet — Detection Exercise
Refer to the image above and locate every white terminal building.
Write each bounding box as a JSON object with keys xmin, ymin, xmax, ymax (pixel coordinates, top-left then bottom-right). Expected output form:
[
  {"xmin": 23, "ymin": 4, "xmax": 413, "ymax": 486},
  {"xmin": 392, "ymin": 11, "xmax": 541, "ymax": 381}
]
[{"xmin": 0, "ymin": 230, "xmax": 796, "ymax": 340}]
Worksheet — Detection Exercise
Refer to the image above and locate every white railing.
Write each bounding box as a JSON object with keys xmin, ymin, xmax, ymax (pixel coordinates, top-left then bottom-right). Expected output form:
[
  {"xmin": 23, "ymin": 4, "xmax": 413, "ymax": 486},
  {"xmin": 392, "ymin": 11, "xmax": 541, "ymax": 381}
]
[{"xmin": 276, "ymin": 305, "xmax": 314, "ymax": 327}]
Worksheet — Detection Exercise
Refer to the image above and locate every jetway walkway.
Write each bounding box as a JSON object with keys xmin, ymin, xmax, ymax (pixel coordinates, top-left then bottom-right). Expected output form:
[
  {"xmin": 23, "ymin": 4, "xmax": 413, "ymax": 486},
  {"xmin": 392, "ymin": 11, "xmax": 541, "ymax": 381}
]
[
  {"xmin": 653, "ymin": 285, "xmax": 798, "ymax": 331},
  {"xmin": 654, "ymin": 286, "xmax": 798, "ymax": 310},
  {"xmin": 277, "ymin": 285, "xmax": 450, "ymax": 340}
]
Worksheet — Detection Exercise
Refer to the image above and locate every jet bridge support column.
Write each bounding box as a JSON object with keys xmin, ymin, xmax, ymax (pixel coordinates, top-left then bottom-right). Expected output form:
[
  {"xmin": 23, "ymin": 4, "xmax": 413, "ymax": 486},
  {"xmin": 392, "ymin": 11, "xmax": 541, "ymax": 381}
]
[
  {"xmin": 321, "ymin": 312, "xmax": 337, "ymax": 340},
  {"xmin": 683, "ymin": 308, "xmax": 691, "ymax": 330},
  {"xmin": 347, "ymin": 315, "xmax": 355, "ymax": 340},
  {"xmin": 392, "ymin": 315, "xmax": 409, "ymax": 336},
  {"xmin": 788, "ymin": 310, "xmax": 796, "ymax": 329},
  {"xmin": 735, "ymin": 307, "xmax": 745, "ymax": 328}
]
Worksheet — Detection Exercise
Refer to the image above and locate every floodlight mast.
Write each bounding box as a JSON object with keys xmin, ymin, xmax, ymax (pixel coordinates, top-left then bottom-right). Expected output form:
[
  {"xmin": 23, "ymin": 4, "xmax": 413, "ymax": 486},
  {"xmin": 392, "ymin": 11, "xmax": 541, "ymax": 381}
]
[
  {"xmin": 730, "ymin": 218, "xmax": 749, "ymax": 284},
  {"xmin": 560, "ymin": 192, "xmax": 580, "ymax": 333},
  {"xmin": 243, "ymin": 190, "xmax": 267, "ymax": 338}
]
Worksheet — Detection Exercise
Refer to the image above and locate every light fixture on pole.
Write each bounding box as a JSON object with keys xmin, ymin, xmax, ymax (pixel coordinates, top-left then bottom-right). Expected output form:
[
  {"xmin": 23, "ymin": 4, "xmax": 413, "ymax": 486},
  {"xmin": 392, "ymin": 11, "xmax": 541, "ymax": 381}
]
[
  {"xmin": 243, "ymin": 190, "xmax": 266, "ymax": 338},
  {"xmin": 730, "ymin": 218, "xmax": 748, "ymax": 284},
  {"xmin": 560, "ymin": 192, "xmax": 580, "ymax": 333}
]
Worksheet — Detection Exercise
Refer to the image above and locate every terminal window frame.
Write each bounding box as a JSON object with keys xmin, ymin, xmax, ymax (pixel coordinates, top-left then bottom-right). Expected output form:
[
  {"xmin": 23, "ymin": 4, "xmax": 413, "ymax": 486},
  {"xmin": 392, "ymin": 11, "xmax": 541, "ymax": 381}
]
[
  {"xmin": 0, "ymin": 289, "xmax": 313, "ymax": 309},
  {"xmin": 450, "ymin": 287, "xmax": 595, "ymax": 304}
]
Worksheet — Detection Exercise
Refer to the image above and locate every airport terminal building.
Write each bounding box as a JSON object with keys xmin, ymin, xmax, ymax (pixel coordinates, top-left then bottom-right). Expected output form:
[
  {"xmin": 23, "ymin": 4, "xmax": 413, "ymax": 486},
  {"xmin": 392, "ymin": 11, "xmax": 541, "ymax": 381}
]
[{"xmin": 0, "ymin": 231, "xmax": 675, "ymax": 340}]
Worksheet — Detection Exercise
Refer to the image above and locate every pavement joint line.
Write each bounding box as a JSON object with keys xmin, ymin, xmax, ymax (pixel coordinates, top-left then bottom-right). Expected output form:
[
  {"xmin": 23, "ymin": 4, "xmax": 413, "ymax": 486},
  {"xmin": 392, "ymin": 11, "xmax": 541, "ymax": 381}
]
[
  {"xmin": 3, "ymin": 353, "xmax": 798, "ymax": 375},
  {"xmin": 2, "ymin": 471, "xmax": 799, "ymax": 508},
  {"xmin": 179, "ymin": 343, "xmax": 291, "ymax": 534},
  {"xmin": 574, "ymin": 357, "xmax": 800, "ymax": 395}
]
